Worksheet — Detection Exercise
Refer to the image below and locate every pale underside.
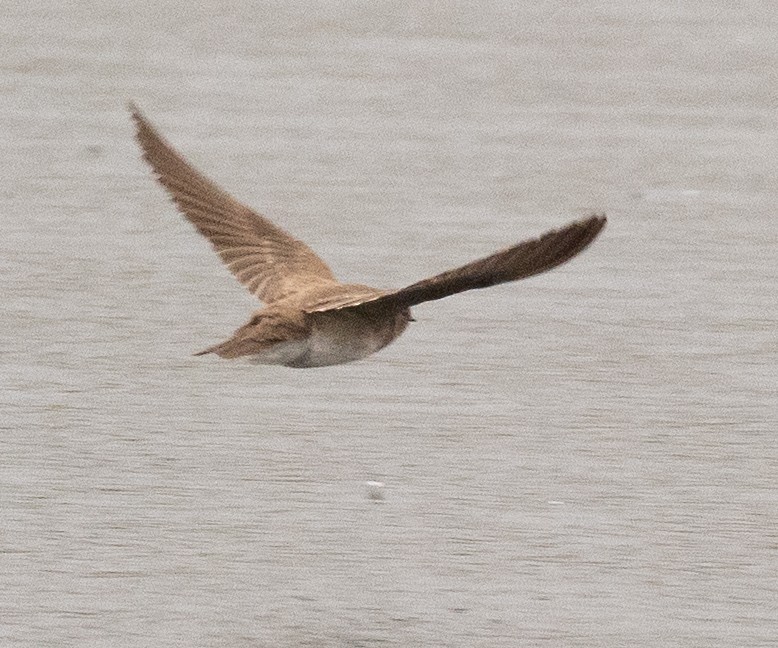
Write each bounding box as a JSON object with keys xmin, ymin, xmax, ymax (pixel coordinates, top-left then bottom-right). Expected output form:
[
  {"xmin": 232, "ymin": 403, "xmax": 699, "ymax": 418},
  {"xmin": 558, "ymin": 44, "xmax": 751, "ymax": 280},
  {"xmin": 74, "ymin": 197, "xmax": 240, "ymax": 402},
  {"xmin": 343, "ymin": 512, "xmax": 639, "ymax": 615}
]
[{"xmin": 131, "ymin": 104, "xmax": 606, "ymax": 367}]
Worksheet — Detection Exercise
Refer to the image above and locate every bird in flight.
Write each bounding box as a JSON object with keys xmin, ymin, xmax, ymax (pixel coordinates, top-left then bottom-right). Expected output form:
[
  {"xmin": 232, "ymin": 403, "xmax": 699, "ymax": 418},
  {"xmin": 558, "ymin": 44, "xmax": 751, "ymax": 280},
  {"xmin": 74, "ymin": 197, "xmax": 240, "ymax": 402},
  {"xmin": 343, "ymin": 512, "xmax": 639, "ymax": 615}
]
[{"xmin": 131, "ymin": 104, "xmax": 606, "ymax": 368}]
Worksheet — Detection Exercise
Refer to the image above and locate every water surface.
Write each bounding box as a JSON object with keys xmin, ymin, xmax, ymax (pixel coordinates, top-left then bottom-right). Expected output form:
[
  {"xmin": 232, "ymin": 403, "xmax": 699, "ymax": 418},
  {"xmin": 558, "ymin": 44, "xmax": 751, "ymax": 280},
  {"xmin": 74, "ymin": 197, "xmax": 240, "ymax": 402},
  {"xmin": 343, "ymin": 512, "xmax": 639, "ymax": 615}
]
[{"xmin": 1, "ymin": 2, "xmax": 776, "ymax": 646}]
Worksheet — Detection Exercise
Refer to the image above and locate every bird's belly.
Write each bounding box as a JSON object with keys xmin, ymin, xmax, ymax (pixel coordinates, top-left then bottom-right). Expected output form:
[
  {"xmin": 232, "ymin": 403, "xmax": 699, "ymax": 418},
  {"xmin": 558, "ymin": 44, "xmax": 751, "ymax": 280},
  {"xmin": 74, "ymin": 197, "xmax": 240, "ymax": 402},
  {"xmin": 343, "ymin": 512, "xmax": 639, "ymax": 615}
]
[
  {"xmin": 246, "ymin": 339, "xmax": 311, "ymax": 366},
  {"xmin": 297, "ymin": 328, "xmax": 387, "ymax": 367},
  {"xmin": 247, "ymin": 335, "xmax": 379, "ymax": 368},
  {"xmin": 247, "ymin": 312, "xmax": 406, "ymax": 368},
  {"xmin": 298, "ymin": 314, "xmax": 404, "ymax": 368}
]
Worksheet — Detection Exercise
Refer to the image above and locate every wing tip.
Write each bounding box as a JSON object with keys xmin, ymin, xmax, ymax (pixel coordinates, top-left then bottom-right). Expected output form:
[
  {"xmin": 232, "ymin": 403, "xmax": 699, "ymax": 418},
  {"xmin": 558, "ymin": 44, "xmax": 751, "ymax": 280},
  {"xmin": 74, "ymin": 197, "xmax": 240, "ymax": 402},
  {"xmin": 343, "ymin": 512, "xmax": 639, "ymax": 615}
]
[
  {"xmin": 128, "ymin": 100, "xmax": 145, "ymax": 128},
  {"xmin": 128, "ymin": 101, "xmax": 155, "ymax": 156},
  {"xmin": 589, "ymin": 211, "xmax": 607, "ymax": 237},
  {"xmin": 583, "ymin": 212, "xmax": 607, "ymax": 231},
  {"xmin": 571, "ymin": 213, "xmax": 607, "ymax": 251}
]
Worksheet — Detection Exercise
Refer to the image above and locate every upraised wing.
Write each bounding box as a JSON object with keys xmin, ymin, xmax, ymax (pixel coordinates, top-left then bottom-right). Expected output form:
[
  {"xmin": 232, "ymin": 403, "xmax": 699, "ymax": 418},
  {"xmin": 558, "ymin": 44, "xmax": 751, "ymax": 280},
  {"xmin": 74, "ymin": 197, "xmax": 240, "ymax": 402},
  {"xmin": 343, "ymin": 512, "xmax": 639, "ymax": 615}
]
[
  {"xmin": 131, "ymin": 104, "xmax": 337, "ymax": 304},
  {"xmin": 307, "ymin": 215, "xmax": 606, "ymax": 315}
]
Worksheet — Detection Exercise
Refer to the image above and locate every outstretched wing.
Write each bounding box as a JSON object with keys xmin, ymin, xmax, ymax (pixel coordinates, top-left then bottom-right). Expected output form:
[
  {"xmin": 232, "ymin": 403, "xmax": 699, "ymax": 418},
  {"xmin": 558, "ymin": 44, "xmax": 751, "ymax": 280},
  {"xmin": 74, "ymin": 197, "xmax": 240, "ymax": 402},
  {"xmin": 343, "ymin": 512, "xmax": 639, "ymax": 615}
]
[
  {"xmin": 131, "ymin": 104, "xmax": 337, "ymax": 304},
  {"xmin": 307, "ymin": 215, "xmax": 606, "ymax": 315}
]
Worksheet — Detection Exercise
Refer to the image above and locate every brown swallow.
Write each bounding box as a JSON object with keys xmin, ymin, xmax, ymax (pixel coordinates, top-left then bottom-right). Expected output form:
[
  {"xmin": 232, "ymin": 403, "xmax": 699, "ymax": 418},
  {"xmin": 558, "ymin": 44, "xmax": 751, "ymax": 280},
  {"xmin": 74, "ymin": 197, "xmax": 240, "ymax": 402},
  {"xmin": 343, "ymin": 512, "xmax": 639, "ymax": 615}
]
[{"xmin": 130, "ymin": 104, "xmax": 606, "ymax": 368}]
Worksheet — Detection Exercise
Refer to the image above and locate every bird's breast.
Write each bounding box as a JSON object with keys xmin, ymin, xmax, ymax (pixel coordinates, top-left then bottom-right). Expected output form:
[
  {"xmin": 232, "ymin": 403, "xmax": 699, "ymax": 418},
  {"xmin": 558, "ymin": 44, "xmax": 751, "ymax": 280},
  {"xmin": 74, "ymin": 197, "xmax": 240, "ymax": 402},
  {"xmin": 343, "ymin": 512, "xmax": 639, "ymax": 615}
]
[{"xmin": 287, "ymin": 310, "xmax": 408, "ymax": 368}]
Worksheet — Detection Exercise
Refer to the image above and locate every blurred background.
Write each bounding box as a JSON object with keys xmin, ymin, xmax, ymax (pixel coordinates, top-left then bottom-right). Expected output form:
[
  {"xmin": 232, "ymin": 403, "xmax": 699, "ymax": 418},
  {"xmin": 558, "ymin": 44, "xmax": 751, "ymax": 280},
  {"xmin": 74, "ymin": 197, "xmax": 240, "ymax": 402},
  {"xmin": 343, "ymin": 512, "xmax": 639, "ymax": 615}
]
[{"xmin": 1, "ymin": 1, "xmax": 776, "ymax": 646}]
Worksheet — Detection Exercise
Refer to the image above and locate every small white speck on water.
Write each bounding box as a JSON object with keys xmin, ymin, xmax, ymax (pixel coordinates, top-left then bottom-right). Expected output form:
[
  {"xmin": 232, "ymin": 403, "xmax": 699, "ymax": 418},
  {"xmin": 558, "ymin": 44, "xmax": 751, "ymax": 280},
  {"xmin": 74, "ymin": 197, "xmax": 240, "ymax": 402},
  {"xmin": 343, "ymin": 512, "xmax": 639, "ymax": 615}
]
[
  {"xmin": 547, "ymin": 500, "xmax": 564, "ymax": 505},
  {"xmin": 365, "ymin": 481, "xmax": 385, "ymax": 501}
]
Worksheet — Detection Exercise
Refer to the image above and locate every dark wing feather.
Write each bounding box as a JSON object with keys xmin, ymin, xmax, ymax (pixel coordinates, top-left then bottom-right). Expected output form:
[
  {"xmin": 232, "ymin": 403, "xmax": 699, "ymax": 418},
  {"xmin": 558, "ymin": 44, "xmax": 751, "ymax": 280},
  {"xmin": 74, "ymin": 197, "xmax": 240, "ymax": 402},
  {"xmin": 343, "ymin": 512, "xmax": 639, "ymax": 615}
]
[
  {"xmin": 307, "ymin": 215, "xmax": 606, "ymax": 315},
  {"xmin": 130, "ymin": 103, "xmax": 337, "ymax": 304}
]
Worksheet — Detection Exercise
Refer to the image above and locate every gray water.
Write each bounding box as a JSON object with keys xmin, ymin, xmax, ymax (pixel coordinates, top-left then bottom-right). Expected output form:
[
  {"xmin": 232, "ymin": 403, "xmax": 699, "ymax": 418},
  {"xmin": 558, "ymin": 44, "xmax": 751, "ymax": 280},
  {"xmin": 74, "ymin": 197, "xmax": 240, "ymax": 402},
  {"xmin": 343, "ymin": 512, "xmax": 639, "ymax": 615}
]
[{"xmin": 1, "ymin": 1, "xmax": 776, "ymax": 646}]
